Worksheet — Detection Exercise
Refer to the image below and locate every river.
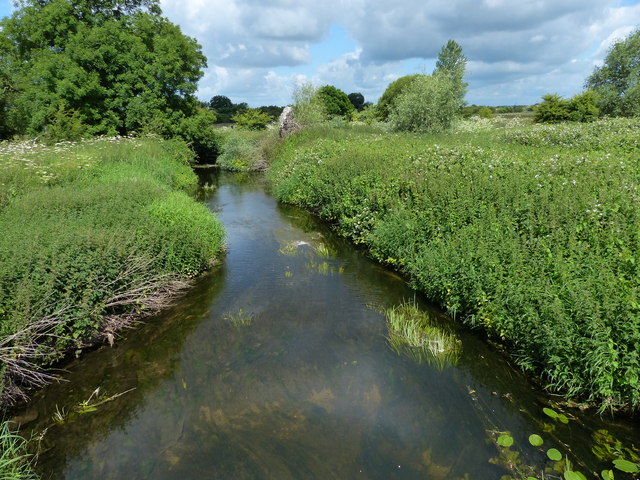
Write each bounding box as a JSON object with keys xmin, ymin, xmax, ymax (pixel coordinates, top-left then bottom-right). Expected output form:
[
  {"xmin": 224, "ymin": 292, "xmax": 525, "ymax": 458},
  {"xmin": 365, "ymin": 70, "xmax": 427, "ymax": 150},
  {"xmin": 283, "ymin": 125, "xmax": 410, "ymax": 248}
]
[{"xmin": 17, "ymin": 171, "xmax": 640, "ymax": 479}]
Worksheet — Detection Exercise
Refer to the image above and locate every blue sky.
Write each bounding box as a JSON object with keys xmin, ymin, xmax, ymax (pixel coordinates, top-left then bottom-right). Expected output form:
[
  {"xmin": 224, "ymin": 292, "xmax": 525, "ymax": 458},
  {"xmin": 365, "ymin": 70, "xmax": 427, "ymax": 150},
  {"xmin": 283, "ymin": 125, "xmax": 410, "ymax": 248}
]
[{"xmin": 2, "ymin": 0, "xmax": 640, "ymax": 107}]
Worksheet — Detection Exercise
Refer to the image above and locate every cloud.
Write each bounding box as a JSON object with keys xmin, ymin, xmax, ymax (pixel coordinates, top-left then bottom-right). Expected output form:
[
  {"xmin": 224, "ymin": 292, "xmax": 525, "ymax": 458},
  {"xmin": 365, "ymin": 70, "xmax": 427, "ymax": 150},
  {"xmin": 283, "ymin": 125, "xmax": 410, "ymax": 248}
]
[{"xmin": 159, "ymin": 0, "xmax": 640, "ymax": 106}]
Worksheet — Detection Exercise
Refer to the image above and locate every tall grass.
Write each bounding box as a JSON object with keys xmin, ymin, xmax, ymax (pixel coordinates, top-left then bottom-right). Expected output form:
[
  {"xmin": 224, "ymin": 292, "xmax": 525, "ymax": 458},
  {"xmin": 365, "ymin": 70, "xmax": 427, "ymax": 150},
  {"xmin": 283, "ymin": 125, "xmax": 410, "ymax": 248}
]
[
  {"xmin": 0, "ymin": 136, "xmax": 225, "ymax": 404},
  {"xmin": 269, "ymin": 118, "xmax": 640, "ymax": 410},
  {"xmin": 0, "ymin": 420, "xmax": 38, "ymax": 479}
]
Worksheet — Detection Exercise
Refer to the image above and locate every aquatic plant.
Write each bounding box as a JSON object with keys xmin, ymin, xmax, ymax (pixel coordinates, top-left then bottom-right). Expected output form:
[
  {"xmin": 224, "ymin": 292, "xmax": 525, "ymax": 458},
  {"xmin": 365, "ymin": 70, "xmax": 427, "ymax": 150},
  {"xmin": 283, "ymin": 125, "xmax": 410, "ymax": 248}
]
[
  {"xmin": 224, "ymin": 309, "xmax": 254, "ymax": 327},
  {"xmin": 0, "ymin": 420, "xmax": 38, "ymax": 479},
  {"xmin": 384, "ymin": 299, "xmax": 461, "ymax": 369}
]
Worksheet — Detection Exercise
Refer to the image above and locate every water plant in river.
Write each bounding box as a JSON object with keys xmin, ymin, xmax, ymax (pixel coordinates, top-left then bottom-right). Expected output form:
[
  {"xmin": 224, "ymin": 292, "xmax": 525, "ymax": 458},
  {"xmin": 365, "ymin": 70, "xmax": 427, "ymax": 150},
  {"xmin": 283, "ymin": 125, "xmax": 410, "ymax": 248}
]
[
  {"xmin": 385, "ymin": 299, "xmax": 461, "ymax": 369},
  {"xmin": 0, "ymin": 420, "xmax": 38, "ymax": 479},
  {"xmin": 223, "ymin": 309, "xmax": 254, "ymax": 327}
]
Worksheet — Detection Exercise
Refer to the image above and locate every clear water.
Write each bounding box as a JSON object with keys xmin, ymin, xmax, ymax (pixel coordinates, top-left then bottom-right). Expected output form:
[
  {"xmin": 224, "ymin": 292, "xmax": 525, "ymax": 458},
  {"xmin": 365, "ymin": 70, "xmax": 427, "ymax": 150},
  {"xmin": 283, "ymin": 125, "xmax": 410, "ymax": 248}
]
[{"xmin": 18, "ymin": 171, "xmax": 640, "ymax": 479}]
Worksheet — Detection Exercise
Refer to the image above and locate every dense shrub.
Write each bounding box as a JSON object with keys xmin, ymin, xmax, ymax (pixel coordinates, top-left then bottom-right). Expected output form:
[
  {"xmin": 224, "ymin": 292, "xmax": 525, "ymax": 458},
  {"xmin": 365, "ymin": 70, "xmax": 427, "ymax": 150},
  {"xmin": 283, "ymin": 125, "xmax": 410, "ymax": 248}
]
[
  {"xmin": 389, "ymin": 74, "xmax": 459, "ymax": 133},
  {"xmin": 316, "ymin": 85, "xmax": 355, "ymax": 119},
  {"xmin": 0, "ymin": 136, "xmax": 225, "ymax": 402},
  {"xmin": 269, "ymin": 119, "xmax": 640, "ymax": 410},
  {"xmin": 376, "ymin": 74, "xmax": 422, "ymax": 121}
]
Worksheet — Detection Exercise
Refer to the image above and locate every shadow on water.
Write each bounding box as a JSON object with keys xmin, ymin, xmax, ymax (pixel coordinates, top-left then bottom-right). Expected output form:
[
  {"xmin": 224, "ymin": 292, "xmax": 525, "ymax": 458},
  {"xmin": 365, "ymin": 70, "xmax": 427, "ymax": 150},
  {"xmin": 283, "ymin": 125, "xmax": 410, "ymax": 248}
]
[{"xmin": 15, "ymin": 170, "xmax": 640, "ymax": 479}]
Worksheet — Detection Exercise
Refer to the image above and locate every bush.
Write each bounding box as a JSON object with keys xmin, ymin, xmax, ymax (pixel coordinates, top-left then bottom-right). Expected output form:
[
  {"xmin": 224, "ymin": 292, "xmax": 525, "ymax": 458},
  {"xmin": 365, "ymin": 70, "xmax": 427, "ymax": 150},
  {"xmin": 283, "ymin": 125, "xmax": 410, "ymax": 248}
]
[
  {"xmin": 292, "ymin": 82, "xmax": 325, "ymax": 127},
  {"xmin": 231, "ymin": 108, "xmax": 273, "ymax": 130},
  {"xmin": 534, "ymin": 94, "xmax": 571, "ymax": 123},
  {"xmin": 376, "ymin": 74, "xmax": 422, "ymax": 121},
  {"xmin": 315, "ymin": 85, "xmax": 355, "ymax": 119},
  {"xmin": 389, "ymin": 74, "xmax": 459, "ymax": 133}
]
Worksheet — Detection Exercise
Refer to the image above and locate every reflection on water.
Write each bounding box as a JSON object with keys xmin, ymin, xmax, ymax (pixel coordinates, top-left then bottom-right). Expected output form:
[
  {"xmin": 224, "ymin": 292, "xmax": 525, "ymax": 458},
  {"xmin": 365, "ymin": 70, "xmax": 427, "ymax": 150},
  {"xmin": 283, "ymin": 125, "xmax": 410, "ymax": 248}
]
[{"xmin": 16, "ymin": 171, "xmax": 640, "ymax": 479}]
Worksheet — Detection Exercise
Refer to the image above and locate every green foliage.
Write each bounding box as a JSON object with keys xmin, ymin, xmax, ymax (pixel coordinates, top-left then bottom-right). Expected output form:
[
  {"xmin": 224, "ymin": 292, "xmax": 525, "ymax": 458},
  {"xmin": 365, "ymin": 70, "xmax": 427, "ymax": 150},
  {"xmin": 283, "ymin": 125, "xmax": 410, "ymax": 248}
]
[
  {"xmin": 0, "ymin": 0, "xmax": 211, "ymax": 157},
  {"xmin": 534, "ymin": 94, "xmax": 571, "ymax": 123},
  {"xmin": 389, "ymin": 74, "xmax": 459, "ymax": 133},
  {"xmin": 478, "ymin": 107, "xmax": 494, "ymax": 119},
  {"xmin": 268, "ymin": 118, "xmax": 640, "ymax": 409},
  {"xmin": 231, "ymin": 108, "xmax": 274, "ymax": 130},
  {"xmin": 0, "ymin": 136, "xmax": 224, "ymax": 401},
  {"xmin": 434, "ymin": 39, "xmax": 468, "ymax": 109},
  {"xmin": 216, "ymin": 128, "xmax": 276, "ymax": 171},
  {"xmin": 0, "ymin": 421, "xmax": 38, "ymax": 479},
  {"xmin": 535, "ymin": 92, "xmax": 600, "ymax": 124},
  {"xmin": 376, "ymin": 74, "xmax": 422, "ymax": 121},
  {"xmin": 347, "ymin": 92, "xmax": 365, "ymax": 111},
  {"xmin": 586, "ymin": 27, "xmax": 640, "ymax": 117},
  {"xmin": 316, "ymin": 85, "xmax": 355, "ymax": 119},
  {"xmin": 292, "ymin": 82, "xmax": 325, "ymax": 127},
  {"xmin": 208, "ymin": 95, "xmax": 250, "ymax": 123},
  {"xmin": 174, "ymin": 107, "xmax": 220, "ymax": 163}
]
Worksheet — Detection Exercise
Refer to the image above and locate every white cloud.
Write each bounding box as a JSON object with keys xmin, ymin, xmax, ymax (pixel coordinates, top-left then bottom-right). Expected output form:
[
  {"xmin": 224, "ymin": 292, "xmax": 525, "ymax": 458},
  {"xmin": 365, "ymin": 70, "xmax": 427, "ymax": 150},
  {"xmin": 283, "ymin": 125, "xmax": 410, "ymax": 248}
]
[{"xmin": 159, "ymin": 0, "xmax": 640, "ymax": 106}]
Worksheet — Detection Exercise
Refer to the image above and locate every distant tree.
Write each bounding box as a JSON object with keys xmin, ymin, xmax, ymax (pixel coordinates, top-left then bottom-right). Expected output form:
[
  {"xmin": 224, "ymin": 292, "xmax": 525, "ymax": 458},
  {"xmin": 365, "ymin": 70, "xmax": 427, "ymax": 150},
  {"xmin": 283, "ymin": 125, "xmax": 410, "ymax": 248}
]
[
  {"xmin": 347, "ymin": 92, "xmax": 365, "ymax": 111},
  {"xmin": 316, "ymin": 85, "xmax": 355, "ymax": 118},
  {"xmin": 478, "ymin": 107, "xmax": 494, "ymax": 119},
  {"xmin": 585, "ymin": 28, "xmax": 640, "ymax": 116},
  {"xmin": 231, "ymin": 108, "xmax": 273, "ymax": 130},
  {"xmin": 567, "ymin": 90, "xmax": 600, "ymax": 122},
  {"xmin": 434, "ymin": 39, "xmax": 468, "ymax": 109},
  {"xmin": 377, "ymin": 74, "xmax": 422, "ymax": 120},
  {"xmin": 390, "ymin": 74, "xmax": 458, "ymax": 133},
  {"xmin": 258, "ymin": 105, "xmax": 284, "ymax": 118},
  {"xmin": 534, "ymin": 94, "xmax": 571, "ymax": 123},
  {"xmin": 209, "ymin": 95, "xmax": 233, "ymax": 111},
  {"xmin": 0, "ymin": 0, "xmax": 213, "ymax": 154}
]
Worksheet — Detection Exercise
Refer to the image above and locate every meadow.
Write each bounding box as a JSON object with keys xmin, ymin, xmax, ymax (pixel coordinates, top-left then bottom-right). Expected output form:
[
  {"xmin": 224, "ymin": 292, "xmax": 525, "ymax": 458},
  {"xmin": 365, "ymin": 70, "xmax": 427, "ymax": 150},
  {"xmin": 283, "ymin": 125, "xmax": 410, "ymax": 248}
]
[
  {"xmin": 0, "ymin": 136, "xmax": 225, "ymax": 405},
  {"xmin": 268, "ymin": 117, "xmax": 640, "ymax": 411}
]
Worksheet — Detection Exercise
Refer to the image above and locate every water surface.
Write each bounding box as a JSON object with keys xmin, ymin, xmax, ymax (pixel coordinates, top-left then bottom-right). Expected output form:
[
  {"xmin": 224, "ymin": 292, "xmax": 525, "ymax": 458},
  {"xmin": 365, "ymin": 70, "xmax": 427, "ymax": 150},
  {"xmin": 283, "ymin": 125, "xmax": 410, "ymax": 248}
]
[{"xmin": 20, "ymin": 171, "xmax": 640, "ymax": 479}]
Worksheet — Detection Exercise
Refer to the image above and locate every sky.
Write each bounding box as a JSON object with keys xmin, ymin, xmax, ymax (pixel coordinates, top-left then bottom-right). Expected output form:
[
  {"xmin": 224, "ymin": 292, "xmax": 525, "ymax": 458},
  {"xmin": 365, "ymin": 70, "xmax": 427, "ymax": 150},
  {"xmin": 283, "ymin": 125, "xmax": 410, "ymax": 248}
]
[{"xmin": 1, "ymin": 0, "xmax": 640, "ymax": 107}]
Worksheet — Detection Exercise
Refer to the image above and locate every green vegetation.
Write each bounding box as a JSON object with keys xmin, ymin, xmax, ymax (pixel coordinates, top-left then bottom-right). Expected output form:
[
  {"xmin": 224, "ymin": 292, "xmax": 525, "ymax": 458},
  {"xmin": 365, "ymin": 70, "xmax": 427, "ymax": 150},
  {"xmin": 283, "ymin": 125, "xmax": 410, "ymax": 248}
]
[
  {"xmin": 0, "ymin": 420, "xmax": 38, "ymax": 479},
  {"xmin": 316, "ymin": 85, "xmax": 355, "ymax": 119},
  {"xmin": 0, "ymin": 0, "xmax": 218, "ymax": 160},
  {"xmin": 586, "ymin": 27, "xmax": 640, "ymax": 117},
  {"xmin": 215, "ymin": 128, "xmax": 279, "ymax": 171},
  {"xmin": 231, "ymin": 108, "xmax": 274, "ymax": 130},
  {"xmin": 0, "ymin": 136, "xmax": 224, "ymax": 404},
  {"xmin": 268, "ymin": 117, "xmax": 640, "ymax": 410},
  {"xmin": 384, "ymin": 299, "xmax": 461, "ymax": 369},
  {"xmin": 534, "ymin": 92, "xmax": 600, "ymax": 123}
]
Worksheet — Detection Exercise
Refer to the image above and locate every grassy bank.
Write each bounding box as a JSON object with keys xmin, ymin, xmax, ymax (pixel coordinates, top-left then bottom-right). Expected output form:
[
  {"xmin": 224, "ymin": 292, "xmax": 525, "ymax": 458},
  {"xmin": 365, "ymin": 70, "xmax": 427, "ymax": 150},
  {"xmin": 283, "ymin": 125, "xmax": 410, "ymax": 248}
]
[
  {"xmin": 0, "ymin": 136, "xmax": 225, "ymax": 405},
  {"xmin": 269, "ymin": 118, "xmax": 640, "ymax": 410}
]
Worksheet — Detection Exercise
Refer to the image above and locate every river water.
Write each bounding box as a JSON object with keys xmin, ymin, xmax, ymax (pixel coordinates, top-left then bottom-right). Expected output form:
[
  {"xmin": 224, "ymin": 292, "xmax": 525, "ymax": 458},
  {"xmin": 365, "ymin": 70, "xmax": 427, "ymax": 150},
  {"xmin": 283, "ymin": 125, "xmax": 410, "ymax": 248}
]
[{"xmin": 18, "ymin": 171, "xmax": 639, "ymax": 479}]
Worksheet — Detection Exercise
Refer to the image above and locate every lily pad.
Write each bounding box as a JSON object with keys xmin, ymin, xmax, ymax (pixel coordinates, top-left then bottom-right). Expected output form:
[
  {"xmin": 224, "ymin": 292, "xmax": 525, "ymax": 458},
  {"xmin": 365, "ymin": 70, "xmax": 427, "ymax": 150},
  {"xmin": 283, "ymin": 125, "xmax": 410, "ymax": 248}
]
[
  {"xmin": 558, "ymin": 414, "xmax": 569, "ymax": 424},
  {"xmin": 547, "ymin": 448, "xmax": 562, "ymax": 461},
  {"xmin": 613, "ymin": 459, "xmax": 639, "ymax": 473},
  {"xmin": 543, "ymin": 407, "xmax": 559, "ymax": 419},
  {"xmin": 600, "ymin": 469, "xmax": 614, "ymax": 480},
  {"xmin": 529, "ymin": 434, "xmax": 544, "ymax": 447},
  {"xmin": 497, "ymin": 434, "xmax": 514, "ymax": 447},
  {"xmin": 564, "ymin": 471, "xmax": 586, "ymax": 480}
]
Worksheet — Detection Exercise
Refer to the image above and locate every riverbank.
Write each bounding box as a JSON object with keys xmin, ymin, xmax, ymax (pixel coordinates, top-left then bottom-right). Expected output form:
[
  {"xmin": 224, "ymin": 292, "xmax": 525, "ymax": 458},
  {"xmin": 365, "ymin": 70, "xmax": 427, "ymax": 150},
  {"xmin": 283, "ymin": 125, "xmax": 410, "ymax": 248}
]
[
  {"xmin": 268, "ymin": 117, "xmax": 640, "ymax": 411},
  {"xmin": 0, "ymin": 136, "xmax": 225, "ymax": 408}
]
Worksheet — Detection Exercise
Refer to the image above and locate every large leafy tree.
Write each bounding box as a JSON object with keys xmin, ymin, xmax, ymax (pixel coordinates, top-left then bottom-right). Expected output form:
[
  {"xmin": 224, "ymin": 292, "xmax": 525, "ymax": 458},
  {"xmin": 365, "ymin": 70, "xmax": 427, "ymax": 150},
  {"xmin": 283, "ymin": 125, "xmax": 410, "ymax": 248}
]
[
  {"xmin": 376, "ymin": 74, "xmax": 421, "ymax": 121},
  {"xmin": 433, "ymin": 39, "xmax": 467, "ymax": 109},
  {"xmin": 0, "ymin": 0, "xmax": 214, "ymax": 152},
  {"xmin": 586, "ymin": 28, "xmax": 640, "ymax": 117},
  {"xmin": 315, "ymin": 85, "xmax": 355, "ymax": 119}
]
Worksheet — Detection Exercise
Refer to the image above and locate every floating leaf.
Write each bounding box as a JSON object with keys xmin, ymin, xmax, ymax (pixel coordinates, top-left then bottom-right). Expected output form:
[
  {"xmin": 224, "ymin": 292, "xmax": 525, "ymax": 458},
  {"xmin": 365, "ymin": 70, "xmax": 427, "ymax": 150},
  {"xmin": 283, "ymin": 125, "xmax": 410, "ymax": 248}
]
[
  {"xmin": 613, "ymin": 459, "xmax": 639, "ymax": 473},
  {"xmin": 527, "ymin": 477, "xmax": 538, "ymax": 480},
  {"xmin": 543, "ymin": 407, "xmax": 559, "ymax": 419},
  {"xmin": 547, "ymin": 448, "xmax": 562, "ymax": 461},
  {"xmin": 529, "ymin": 434, "xmax": 544, "ymax": 447},
  {"xmin": 564, "ymin": 471, "xmax": 586, "ymax": 480},
  {"xmin": 497, "ymin": 434, "xmax": 514, "ymax": 447},
  {"xmin": 600, "ymin": 469, "xmax": 614, "ymax": 480},
  {"xmin": 558, "ymin": 414, "xmax": 569, "ymax": 424}
]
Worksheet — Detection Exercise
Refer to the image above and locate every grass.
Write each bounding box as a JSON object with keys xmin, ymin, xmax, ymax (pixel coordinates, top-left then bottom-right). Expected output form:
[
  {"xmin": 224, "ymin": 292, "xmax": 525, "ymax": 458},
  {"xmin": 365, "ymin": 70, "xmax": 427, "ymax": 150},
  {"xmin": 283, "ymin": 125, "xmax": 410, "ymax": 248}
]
[
  {"xmin": 215, "ymin": 128, "xmax": 280, "ymax": 172},
  {"xmin": 385, "ymin": 299, "xmax": 461, "ymax": 369},
  {"xmin": 0, "ymin": 420, "xmax": 38, "ymax": 479},
  {"xmin": 268, "ymin": 117, "xmax": 640, "ymax": 411},
  {"xmin": 0, "ymin": 136, "xmax": 225, "ymax": 405}
]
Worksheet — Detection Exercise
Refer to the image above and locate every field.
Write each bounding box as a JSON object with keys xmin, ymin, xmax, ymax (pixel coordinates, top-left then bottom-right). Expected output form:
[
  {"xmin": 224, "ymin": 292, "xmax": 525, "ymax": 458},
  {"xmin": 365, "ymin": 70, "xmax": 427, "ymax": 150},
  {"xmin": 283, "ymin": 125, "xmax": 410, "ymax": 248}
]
[
  {"xmin": 0, "ymin": 136, "xmax": 225, "ymax": 404},
  {"xmin": 268, "ymin": 117, "xmax": 640, "ymax": 410}
]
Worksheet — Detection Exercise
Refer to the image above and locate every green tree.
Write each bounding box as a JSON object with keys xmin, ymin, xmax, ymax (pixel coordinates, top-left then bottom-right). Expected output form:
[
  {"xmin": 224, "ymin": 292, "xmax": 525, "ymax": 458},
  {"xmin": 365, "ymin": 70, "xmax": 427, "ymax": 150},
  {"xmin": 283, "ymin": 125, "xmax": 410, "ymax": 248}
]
[
  {"xmin": 568, "ymin": 90, "xmax": 600, "ymax": 122},
  {"xmin": 316, "ymin": 85, "xmax": 355, "ymax": 119},
  {"xmin": 434, "ymin": 39, "xmax": 468, "ymax": 109},
  {"xmin": 389, "ymin": 74, "xmax": 458, "ymax": 133},
  {"xmin": 586, "ymin": 28, "xmax": 640, "ymax": 116},
  {"xmin": 347, "ymin": 92, "xmax": 365, "ymax": 111},
  {"xmin": 231, "ymin": 108, "xmax": 273, "ymax": 130},
  {"xmin": 534, "ymin": 94, "xmax": 571, "ymax": 123},
  {"xmin": 292, "ymin": 82, "xmax": 324, "ymax": 126},
  {"xmin": 377, "ymin": 74, "xmax": 421, "ymax": 120},
  {"xmin": 0, "ymin": 0, "xmax": 214, "ymax": 155}
]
